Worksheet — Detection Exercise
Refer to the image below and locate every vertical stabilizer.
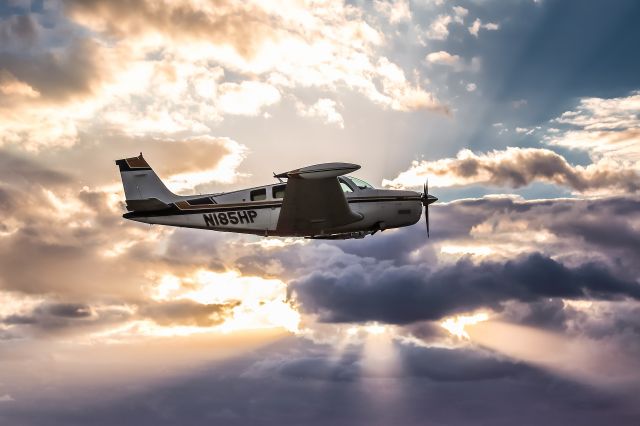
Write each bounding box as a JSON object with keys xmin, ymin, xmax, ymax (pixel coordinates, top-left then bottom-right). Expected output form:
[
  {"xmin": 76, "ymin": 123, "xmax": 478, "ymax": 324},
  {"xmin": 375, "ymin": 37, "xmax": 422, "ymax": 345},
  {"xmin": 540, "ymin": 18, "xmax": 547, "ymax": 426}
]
[{"xmin": 115, "ymin": 153, "xmax": 181, "ymax": 211}]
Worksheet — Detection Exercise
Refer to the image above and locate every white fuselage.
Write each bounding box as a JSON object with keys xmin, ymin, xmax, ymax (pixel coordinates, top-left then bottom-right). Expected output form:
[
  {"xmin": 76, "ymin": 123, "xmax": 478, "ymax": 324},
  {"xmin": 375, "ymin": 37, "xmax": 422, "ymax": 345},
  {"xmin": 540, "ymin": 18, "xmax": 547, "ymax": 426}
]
[{"xmin": 125, "ymin": 179, "xmax": 423, "ymax": 238}]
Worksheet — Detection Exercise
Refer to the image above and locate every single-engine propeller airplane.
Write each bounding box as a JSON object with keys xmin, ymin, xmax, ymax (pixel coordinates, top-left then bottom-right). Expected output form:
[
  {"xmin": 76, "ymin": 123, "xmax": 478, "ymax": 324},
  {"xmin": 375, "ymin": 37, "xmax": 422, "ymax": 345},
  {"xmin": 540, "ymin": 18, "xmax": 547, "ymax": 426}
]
[{"xmin": 116, "ymin": 153, "xmax": 437, "ymax": 239}]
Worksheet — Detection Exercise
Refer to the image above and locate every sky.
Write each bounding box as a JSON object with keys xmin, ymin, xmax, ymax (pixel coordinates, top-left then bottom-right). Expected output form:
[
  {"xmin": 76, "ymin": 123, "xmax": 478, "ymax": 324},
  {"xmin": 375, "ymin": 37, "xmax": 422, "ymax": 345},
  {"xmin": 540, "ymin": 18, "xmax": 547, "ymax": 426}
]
[{"xmin": 1, "ymin": 0, "xmax": 640, "ymax": 424}]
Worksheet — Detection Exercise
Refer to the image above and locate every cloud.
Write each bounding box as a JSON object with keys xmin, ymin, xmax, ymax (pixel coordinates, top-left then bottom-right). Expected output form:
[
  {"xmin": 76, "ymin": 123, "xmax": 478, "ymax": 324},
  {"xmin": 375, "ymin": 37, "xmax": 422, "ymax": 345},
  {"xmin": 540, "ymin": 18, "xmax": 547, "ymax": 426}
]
[
  {"xmin": 468, "ymin": 18, "xmax": 500, "ymax": 37},
  {"xmin": 0, "ymin": 37, "xmax": 109, "ymax": 102},
  {"xmin": 247, "ymin": 343, "xmax": 524, "ymax": 382},
  {"xmin": 400, "ymin": 345, "xmax": 524, "ymax": 381},
  {"xmin": 375, "ymin": 57, "xmax": 446, "ymax": 112},
  {"xmin": 0, "ymin": 300, "xmax": 133, "ymax": 337},
  {"xmin": 0, "ymin": 35, "xmax": 116, "ymax": 149},
  {"xmin": 452, "ymin": 6, "xmax": 468, "ymax": 22},
  {"xmin": 138, "ymin": 300, "xmax": 238, "ymax": 327},
  {"xmin": 0, "ymin": 13, "xmax": 38, "ymax": 45},
  {"xmin": 374, "ymin": 0, "xmax": 411, "ymax": 24},
  {"xmin": 0, "ymin": 394, "xmax": 14, "ymax": 402},
  {"xmin": 296, "ymin": 98, "xmax": 344, "ymax": 128},
  {"xmin": 425, "ymin": 50, "xmax": 462, "ymax": 68},
  {"xmin": 64, "ymin": 0, "xmax": 444, "ymax": 113},
  {"xmin": 63, "ymin": 0, "xmax": 276, "ymax": 58},
  {"xmin": 547, "ymin": 91, "xmax": 640, "ymax": 164},
  {"xmin": 5, "ymin": 334, "xmax": 634, "ymax": 426},
  {"xmin": 291, "ymin": 253, "xmax": 640, "ymax": 324},
  {"xmin": 0, "ymin": 69, "xmax": 39, "ymax": 97},
  {"xmin": 0, "ymin": 149, "xmax": 70, "ymax": 187},
  {"xmin": 425, "ymin": 14, "xmax": 453, "ymax": 40},
  {"xmin": 382, "ymin": 92, "xmax": 640, "ymax": 196},
  {"xmin": 0, "ymin": 0, "xmax": 446, "ymax": 150},
  {"xmin": 4, "ymin": 135, "xmax": 248, "ymax": 191},
  {"xmin": 424, "ymin": 6, "xmax": 467, "ymax": 40},
  {"xmin": 217, "ymin": 81, "xmax": 281, "ymax": 116},
  {"xmin": 383, "ymin": 147, "xmax": 640, "ymax": 194}
]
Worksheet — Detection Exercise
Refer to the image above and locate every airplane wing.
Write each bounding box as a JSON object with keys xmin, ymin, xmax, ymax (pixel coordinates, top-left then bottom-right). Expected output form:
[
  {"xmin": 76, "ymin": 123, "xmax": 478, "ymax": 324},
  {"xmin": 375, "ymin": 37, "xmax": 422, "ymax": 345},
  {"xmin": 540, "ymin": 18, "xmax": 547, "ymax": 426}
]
[{"xmin": 275, "ymin": 163, "xmax": 363, "ymax": 235}]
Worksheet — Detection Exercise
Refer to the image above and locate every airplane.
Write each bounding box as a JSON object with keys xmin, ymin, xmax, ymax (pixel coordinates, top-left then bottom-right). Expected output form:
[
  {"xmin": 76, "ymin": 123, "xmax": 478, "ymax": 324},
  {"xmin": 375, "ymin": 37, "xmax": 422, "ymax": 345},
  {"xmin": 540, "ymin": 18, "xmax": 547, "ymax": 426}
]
[{"xmin": 116, "ymin": 153, "xmax": 437, "ymax": 240}]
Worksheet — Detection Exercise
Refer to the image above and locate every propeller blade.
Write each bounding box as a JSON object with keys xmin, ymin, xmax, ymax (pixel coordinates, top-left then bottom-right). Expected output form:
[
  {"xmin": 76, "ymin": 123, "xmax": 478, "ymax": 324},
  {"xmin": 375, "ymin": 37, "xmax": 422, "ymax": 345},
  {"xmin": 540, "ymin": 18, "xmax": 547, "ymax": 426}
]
[
  {"xmin": 426, "ymin": 202, "xmax": 430, "ymax": 238},
  {"xmin": 425, "ymin": 178, "xmax": 430, "ymax": 237}
]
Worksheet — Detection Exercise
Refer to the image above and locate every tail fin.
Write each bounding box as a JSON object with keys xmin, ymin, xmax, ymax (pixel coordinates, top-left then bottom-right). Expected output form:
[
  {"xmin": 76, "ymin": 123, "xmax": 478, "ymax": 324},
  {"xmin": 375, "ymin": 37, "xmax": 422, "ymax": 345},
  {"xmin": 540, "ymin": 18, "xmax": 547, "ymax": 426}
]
[{"xmin": 115, "ymin": 153, "xmax": 180, "ymax": 211}]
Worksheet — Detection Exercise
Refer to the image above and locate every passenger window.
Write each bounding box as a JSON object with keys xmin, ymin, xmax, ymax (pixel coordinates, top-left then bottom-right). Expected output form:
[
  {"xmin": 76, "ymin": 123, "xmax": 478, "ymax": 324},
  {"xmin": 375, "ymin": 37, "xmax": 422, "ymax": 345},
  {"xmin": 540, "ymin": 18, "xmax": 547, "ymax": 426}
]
[
  {"xmin": 187, "ymin": 196, "xmax": 214, "ymax": 206},
  {"xmin": 250, "ymin": 188, "xmax": 266, "ymax": 201},
  {"xmin": 272, "ymin": 185, "xmax": 286, "ymax": 199}
]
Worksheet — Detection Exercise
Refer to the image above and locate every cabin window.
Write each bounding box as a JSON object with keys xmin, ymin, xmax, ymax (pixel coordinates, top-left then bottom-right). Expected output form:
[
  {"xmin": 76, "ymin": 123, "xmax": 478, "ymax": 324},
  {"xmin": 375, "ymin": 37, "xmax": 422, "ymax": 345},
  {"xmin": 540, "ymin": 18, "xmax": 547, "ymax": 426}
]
[
  {"xmin": 187, "ymin": 196, "xmax": 214, "ymax": 206},
  {"xmin": 338, "ymin": 178, "xmax": 354, "ymax": 193},
  {"xmin": 272, "ymin": 185, "xmax": 286, "ymax": 199},
  {"xmin": 250, "ymin": 188, "xmax": 267, "ymax": 201}
]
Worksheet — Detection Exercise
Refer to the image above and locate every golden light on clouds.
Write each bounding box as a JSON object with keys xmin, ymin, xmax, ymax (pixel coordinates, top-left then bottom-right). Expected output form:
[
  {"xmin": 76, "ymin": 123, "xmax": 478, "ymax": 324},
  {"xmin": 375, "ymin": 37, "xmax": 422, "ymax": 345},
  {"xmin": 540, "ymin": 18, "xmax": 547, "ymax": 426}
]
[
  {"xmin": 163, "ymin": 138, "xmax": 248, "ymax": 191},
  {"xmin": 440, "ymin": 244, "xmax": 495, "ymax": 257},
  {"xmin": 150, "ymin": 269, "xmax": 300, "ymax": 333}
]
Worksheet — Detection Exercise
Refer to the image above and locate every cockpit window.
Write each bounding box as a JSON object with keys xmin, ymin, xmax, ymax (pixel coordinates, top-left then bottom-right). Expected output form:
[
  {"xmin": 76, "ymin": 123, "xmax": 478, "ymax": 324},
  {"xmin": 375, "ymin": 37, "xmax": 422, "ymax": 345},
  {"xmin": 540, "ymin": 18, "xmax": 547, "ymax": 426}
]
[
  {"xmin": 338, "ymin": 177, "xmax": 354, "ymax": 193},
  {"xmin": 340, "ymin": 182, "xmax": 353, "ymax": 193},
  {"xmin": 348, "ymin": 176, "xmax": 374, "ymax": 190},
  {"xmin": 272, "ymin": 184, "xmax": 286, "ymax": 199}
]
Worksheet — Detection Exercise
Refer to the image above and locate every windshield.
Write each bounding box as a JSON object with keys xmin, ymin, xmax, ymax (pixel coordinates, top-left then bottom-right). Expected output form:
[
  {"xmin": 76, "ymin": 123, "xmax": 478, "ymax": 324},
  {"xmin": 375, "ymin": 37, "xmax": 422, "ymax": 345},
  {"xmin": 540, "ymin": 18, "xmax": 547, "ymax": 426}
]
[{"xmin": 347, "ymin": 176, "xmax": 374, "ymax": 190}]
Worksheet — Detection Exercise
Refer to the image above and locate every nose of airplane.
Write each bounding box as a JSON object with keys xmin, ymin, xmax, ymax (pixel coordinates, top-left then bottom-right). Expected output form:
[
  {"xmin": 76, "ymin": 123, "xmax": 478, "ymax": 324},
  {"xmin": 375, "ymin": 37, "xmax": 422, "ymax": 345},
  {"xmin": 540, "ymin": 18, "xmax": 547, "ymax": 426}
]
[{"xmin": 425, "ymin": 194, "xmax": 438, "ymax": 205}]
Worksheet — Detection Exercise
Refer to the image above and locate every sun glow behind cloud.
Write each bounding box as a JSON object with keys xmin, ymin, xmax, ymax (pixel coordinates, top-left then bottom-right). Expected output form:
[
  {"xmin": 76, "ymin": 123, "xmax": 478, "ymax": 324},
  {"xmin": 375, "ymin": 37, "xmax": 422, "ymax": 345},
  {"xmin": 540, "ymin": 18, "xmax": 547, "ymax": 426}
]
[
  {"xmin": 150, "ymin": 269, "xmax": 300, "ymax": 333},
  {"xmin": 440, "ymin": 312, "xmax": 490, "ymax": 339}
]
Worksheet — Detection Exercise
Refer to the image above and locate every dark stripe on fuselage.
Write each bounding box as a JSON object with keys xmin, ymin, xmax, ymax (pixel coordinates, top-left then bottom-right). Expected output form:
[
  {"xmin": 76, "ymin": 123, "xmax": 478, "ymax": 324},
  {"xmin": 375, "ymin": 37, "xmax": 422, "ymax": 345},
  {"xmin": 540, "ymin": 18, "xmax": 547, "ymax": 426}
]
[{"xmin": 123, "ymin": 194, "xmax": 421, "ymax": 218}]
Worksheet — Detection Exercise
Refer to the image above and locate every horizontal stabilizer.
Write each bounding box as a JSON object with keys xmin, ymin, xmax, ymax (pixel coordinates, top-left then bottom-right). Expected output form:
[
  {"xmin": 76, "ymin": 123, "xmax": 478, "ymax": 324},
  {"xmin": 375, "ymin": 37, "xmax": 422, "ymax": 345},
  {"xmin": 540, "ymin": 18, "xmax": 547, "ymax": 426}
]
[{"xmin": 275, "ymin": 162, "xmax": 360, "ymax": 180}]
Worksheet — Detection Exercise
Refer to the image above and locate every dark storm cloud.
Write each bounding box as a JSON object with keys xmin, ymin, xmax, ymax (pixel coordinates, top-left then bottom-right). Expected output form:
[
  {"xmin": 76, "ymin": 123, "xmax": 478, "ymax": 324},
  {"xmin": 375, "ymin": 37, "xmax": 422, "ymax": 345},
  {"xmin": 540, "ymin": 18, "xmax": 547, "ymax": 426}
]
[
  {"xmin": 214, "ymin": 196, "xmax": 640, "ymax": 289},
  {"xmin": 547, "ymin": 213, "xmax": 640, "ymax": 254},
  {"xmin": 500, "ymin": 299, "xmax": 572, "ymax": 331},
  {"xmin": 291, "ymin": 253, "xmax": 640, "ymax": 324}
]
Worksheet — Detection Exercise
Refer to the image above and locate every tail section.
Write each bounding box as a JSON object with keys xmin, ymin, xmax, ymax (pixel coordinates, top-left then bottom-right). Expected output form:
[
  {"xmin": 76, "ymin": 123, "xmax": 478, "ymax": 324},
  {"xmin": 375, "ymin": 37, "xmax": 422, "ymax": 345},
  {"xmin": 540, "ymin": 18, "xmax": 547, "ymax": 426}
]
[{"xmin": 115, "ymin": 153, "xmax": 181, "ymax": 211}]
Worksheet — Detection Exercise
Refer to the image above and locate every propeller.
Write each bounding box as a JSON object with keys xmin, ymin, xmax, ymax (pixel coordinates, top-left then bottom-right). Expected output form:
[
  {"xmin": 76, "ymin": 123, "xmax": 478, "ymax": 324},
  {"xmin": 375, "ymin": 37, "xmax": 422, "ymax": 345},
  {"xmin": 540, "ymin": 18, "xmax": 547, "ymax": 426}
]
[{"xmin": 421, "ymin": 179, "xmax": 438, "ymax": 238}]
